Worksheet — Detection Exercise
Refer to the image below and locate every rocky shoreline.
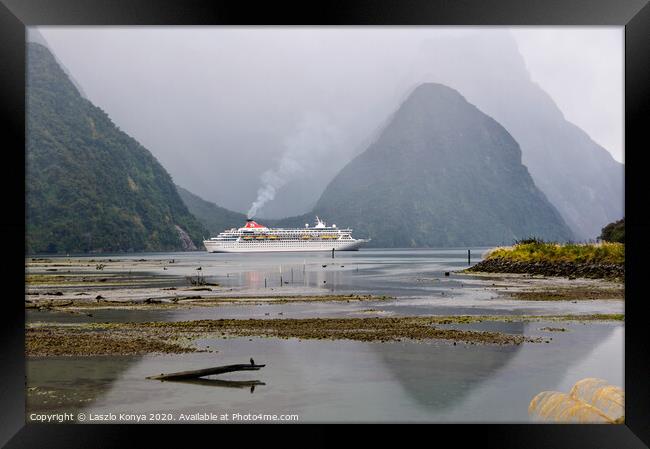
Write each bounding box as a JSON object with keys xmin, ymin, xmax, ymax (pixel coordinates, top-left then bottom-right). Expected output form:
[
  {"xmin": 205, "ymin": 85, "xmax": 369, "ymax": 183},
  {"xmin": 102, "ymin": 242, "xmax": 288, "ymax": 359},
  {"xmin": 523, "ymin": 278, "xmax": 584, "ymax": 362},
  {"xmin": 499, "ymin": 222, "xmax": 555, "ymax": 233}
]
[{"xmin": 466, "ymin": 257, "xmax": 624, "ymax": 280}]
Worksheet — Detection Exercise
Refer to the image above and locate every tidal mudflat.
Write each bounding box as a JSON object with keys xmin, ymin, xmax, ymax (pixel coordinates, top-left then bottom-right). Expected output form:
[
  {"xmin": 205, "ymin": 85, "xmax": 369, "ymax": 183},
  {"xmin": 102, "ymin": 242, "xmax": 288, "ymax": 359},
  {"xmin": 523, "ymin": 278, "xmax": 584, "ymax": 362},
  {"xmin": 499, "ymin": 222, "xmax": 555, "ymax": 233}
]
[{"xmin": 25, "ymin": 249, "xmax": 624, "ymax": 423}]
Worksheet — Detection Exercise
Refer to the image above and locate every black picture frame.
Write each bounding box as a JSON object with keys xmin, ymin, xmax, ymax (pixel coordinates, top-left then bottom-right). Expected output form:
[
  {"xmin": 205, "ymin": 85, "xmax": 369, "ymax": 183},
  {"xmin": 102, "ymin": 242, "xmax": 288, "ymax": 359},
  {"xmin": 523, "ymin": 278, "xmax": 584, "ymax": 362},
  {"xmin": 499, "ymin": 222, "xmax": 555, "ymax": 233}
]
[{"xmin": 1, "ymin": 0, "xmax": 648, "ymax": 447}]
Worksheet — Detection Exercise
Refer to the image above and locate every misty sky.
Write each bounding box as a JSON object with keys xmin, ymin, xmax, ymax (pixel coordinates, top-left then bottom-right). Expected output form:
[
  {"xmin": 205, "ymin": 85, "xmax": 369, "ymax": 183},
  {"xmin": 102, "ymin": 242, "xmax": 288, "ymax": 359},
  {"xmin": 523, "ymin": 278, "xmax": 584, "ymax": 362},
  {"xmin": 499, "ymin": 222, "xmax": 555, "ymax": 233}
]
[{"xmin": 30, "ymin": 27, "xmax": 623, "ymax": 217}]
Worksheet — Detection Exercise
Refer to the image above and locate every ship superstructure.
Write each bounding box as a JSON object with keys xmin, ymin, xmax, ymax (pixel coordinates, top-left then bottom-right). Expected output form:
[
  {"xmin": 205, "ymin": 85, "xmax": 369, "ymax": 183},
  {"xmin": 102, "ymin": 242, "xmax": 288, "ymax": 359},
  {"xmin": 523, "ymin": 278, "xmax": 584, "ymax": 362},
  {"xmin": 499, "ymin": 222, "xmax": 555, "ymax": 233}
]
[{"xmin": 203, "ymin": 217, "xmax": 368, "ymax": 253}]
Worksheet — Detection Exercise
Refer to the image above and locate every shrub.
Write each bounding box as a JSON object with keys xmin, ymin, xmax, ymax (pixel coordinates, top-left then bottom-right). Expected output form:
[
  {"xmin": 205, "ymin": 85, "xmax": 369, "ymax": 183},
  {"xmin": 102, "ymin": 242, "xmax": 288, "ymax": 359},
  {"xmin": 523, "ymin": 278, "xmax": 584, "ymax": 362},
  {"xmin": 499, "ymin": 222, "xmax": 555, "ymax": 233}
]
[
  {"xmin": 486, "ymin": 240, "xmax": 624, "ymax": 264},
  {"xmin": 599, "ymin": 218, "xmax": 624, "ymax": 243}
]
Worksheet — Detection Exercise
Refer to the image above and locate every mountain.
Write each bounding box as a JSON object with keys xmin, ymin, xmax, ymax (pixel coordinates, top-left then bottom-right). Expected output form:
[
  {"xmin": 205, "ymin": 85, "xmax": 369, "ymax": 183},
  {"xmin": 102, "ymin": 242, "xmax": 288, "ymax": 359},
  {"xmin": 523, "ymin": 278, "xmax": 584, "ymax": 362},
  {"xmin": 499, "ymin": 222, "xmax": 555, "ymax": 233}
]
[
  {"xmin": 27, "ymin": 29, "xmax": 89, "ymax": 99},
  {"xmin": 176, "ymin": 185, "xmax": 247, "ymax": 235},
  {"xmin": 176, "ymin": 185, "xmax": 301, "ymax": 234},
  {"xmin": 410, "ymin": 32, "xmax": 623, "ymax": 240},
  {"xmin": 26, "ymin": 43, "xmax": 207, "ymax": 253},
  {"xmin": 309, "ymin": 83, "xmax": 574, "ymax": 248}
]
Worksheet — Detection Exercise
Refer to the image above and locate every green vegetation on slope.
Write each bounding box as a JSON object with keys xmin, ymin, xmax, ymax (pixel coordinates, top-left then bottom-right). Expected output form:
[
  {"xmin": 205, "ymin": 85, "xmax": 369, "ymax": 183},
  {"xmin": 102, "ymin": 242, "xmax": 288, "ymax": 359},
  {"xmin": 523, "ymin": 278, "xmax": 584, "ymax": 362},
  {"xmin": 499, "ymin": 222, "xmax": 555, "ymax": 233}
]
[
  {"xmin": 26, "ymin": 43, "xmax": 207, "ymax": 253},
  {"xmin": 175, "ymin": 185, "xmax": 247, "ymax": 235},
  {"xmin": 485, "ymin": 240, "xmax": 624, "ymax": 265},
  {"xmin": 599, "ymin": 218, "xmax": 624, "ymax": 243}
]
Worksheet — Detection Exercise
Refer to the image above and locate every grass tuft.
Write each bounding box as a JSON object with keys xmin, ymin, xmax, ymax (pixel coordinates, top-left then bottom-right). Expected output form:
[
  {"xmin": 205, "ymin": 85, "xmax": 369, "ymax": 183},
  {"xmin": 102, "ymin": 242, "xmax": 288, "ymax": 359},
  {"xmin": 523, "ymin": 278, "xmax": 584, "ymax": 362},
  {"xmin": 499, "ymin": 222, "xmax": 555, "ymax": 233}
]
[{"xmin": 485, "ymin": 241, "xmax": 624, "ymax": 265}]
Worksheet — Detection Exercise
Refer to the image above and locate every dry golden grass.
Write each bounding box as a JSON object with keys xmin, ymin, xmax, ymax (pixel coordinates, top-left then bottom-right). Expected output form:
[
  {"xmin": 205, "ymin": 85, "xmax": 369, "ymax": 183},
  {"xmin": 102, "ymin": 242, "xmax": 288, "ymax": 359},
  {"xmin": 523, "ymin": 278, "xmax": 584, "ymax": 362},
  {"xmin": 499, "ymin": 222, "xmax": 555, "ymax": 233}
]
[
  {"xmin": 487, "ymin": 241, "xmax": 624, "ymax": 265},
  {"xmin": 529, "ymin": 378, "xmax": 624, "ymax": 423}
]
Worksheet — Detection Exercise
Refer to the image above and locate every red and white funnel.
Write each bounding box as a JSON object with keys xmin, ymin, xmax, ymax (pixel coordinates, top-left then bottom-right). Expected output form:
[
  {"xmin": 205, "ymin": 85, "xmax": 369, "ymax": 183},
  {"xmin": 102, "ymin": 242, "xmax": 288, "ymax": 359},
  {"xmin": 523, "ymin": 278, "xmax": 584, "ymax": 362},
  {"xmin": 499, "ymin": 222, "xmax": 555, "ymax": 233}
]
[{"xmin": 243, "ymin": 219, "xmax": 267, "ymax": 229}]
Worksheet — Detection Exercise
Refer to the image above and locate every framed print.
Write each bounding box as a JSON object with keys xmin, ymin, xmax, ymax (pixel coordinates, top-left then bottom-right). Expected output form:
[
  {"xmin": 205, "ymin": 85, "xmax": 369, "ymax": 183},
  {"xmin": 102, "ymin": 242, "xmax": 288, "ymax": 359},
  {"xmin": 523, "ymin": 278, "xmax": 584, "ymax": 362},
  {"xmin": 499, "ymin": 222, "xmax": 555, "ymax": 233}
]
[{"xmin": 0, "ymin": 0, "xmax": 648, "ymax": 447}]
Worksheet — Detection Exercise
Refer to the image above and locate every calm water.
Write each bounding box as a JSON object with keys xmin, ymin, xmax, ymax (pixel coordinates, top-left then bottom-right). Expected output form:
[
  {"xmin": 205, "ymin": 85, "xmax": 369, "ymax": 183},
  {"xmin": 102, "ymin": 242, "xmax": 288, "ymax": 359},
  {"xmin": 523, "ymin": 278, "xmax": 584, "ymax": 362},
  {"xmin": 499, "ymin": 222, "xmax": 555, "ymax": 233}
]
[{"xmin": 27, "ymin": 249, "xmax": 624, "ymax": 423}]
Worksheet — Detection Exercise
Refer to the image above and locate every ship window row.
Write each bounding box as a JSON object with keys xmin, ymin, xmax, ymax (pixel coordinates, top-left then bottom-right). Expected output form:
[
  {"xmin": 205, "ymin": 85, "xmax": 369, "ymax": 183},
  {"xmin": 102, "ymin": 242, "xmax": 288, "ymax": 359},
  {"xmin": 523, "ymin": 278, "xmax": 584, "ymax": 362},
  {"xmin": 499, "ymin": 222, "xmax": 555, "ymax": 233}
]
[
  {"xmin": 218, "ymin": 233, "xmax": 352, "ymax": 237},
  {"xmin": 228, "ymin": 230, "xmax": 351, "ymax": 234},
  {"xmin": 225, "ymin": 231, "xmax": 351, "ymax": 233},
  {"xmin": 213, "ymin": 236, "xmax": 353, "ymax": 240},
  {"xmin": 214, "ymin": 236, "xmax": 347, "ymax": 239}
]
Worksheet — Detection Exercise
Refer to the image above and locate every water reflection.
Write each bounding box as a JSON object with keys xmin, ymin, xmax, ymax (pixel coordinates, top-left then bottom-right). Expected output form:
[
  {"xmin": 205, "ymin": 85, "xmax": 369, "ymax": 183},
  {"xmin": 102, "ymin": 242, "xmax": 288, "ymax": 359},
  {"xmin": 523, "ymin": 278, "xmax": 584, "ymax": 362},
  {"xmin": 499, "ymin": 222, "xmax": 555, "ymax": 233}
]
[
  {"xmin": 373, "ymin": 322, "xmax": 527, "ymax": 411},
  {"xmin": 159, "ymin": 378, "xmax": 266, "ymax": 391},
  {"xmin": 71, "ymin": 322, "xmax": 621, "ymax": 422},
  {"xmin": 66, "ymin": 248, "xmax": 491, "ymax": 296},
  {"xmin": 27, "ymin": 356, "xmax": 141, "ymax": 415},
  {"xmin": 370, "ymin": 322, "xmax": 619, "ymax": 422},
  {"xmin": 27, "ymin": 249, "xmax": 623, "ymax": 422}
]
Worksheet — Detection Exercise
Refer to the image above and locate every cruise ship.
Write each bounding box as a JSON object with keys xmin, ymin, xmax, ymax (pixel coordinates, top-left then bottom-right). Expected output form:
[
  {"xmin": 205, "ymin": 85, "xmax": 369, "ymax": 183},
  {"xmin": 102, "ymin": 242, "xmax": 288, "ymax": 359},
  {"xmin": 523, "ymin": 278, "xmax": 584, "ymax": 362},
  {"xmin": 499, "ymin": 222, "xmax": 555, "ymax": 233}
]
[{"xmin": 203, "ymin": 217, "xmax": 369, "ymax": 253}]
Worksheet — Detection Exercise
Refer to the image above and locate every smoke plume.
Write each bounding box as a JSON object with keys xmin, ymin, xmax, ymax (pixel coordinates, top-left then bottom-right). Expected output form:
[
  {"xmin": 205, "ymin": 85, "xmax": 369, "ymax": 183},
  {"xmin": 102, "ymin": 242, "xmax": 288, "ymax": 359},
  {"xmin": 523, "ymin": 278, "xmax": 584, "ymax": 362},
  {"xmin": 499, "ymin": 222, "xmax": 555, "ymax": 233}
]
[{"xmin": 247, "ymin": 113, "xmax": 342, "ymax": 218}]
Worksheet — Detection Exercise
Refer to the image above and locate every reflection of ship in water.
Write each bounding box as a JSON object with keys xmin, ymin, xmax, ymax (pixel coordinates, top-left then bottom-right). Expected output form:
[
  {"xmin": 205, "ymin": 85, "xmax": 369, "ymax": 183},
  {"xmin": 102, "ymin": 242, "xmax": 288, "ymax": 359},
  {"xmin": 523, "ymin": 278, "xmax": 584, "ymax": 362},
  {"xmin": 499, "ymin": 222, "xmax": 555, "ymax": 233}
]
[
  {"xmin": 237, "ymin": 265, "xmax": 345, "ymax": 291},
  {"xmin": 244, "ymin": 270, "xmax": 265, "ymax": 287},
  {"xmin": 372, "ymin": 322, "xmax": 618, "ymax": 419}
]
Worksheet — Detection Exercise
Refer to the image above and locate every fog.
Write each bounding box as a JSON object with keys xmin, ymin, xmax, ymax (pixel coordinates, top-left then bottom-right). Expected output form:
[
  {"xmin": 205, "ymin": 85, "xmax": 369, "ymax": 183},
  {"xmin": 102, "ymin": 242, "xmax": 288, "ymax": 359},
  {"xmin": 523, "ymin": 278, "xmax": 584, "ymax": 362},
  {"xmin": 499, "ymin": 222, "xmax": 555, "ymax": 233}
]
[{"xmin": 31, "ymin": 27, "xmax": 623, "ymax": 218}]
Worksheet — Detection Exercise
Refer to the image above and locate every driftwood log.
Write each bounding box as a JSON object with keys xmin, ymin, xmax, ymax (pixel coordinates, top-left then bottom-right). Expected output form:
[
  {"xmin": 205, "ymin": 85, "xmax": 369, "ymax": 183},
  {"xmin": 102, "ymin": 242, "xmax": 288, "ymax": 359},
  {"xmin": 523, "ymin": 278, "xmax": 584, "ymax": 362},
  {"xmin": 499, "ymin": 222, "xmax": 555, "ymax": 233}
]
[{"xmin": 146, "ymin": 363, "xmax": 266, "ymax": 381}]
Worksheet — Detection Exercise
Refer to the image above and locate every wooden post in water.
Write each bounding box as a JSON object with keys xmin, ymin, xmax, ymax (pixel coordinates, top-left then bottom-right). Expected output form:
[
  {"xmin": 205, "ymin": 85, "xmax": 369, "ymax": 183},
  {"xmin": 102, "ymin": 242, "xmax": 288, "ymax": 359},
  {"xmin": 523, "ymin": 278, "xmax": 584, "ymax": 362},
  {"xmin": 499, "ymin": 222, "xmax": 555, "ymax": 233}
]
[
  {"xmin": 468, "ymin": 249, "xmax": 471, "ymax": 265},
  {"xmin": 264, "ymin": 278, "xmax": 267, "ymax": 288},
  {"xmin": 332, "ymin": 248, "xmax": 335, "ymax": 259}
]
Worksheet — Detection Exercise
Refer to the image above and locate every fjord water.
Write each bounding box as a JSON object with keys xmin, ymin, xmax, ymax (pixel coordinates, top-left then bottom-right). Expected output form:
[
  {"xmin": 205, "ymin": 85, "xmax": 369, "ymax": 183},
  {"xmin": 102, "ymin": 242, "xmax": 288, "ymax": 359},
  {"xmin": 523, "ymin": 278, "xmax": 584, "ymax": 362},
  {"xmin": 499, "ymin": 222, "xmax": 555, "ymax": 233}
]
[{"xmin": 27, "ymin": 248, "xmax": 623, "ymax": 422}]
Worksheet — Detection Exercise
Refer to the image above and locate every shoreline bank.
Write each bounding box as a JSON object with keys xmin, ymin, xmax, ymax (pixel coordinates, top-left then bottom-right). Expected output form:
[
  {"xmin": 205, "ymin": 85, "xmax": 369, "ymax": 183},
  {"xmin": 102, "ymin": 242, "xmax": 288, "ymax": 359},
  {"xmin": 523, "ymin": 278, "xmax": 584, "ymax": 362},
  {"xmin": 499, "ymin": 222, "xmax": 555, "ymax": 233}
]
[
  {"xmin": 465, "ymin": 241, "xmax": 624, "ymax": 281},
  {"xmin": 466, "ymin": 258, "xmax": 624, "ymax": 280}
]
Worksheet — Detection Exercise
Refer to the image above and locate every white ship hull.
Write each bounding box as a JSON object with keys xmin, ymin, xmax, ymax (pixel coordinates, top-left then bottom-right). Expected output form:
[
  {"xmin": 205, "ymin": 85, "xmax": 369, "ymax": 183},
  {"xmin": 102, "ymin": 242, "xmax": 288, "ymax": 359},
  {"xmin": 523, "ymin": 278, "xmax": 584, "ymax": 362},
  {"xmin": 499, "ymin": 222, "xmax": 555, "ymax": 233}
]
[
  {"xmin": 204, "ymin": 217, "xmax": 368, "ymax": 253},
  {"xmin": 204, "ymin": 239, "xmax": 365, "ymax": 253}
]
